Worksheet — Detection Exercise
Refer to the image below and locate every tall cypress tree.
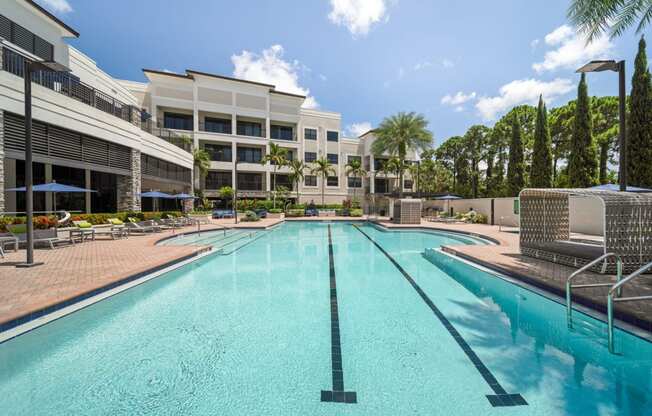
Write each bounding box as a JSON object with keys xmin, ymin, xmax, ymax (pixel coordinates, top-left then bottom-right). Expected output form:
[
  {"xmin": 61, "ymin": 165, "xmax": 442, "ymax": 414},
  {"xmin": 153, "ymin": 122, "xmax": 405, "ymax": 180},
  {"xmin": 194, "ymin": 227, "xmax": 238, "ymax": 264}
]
[
  {"xmin": 506, "ymin": 116, "xmax": 525, "ymax": 196},
  {"xmin": 628, "ymin": 36, "xmax": 652, "ymax": 187},
  {"xmin": 530, "ymin": 95, "xmax": 553, "ymax": 187},
  {"xmin": 568, "ymin": 73, "xmax": 597, "ymax": 188}
]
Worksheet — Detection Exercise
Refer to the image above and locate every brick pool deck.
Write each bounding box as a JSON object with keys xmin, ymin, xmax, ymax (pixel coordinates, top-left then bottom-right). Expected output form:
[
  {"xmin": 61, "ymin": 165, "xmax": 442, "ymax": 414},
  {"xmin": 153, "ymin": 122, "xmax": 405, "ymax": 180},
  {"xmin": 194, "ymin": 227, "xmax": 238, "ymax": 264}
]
[
  {"xmin": 1, "ymin": 217, "xmax": 651, "ymax": 335},
  {"xmin": 0, "ymin": 218, "xmax": 282, "ymax": 328}
]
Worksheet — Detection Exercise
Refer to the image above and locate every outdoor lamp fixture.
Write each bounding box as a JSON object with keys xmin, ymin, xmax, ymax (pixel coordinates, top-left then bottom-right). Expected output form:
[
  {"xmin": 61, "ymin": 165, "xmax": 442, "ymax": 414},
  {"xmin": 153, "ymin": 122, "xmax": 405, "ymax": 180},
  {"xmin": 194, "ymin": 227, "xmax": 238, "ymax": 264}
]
[
  {"xmin": 18, "ymin": 56, "xmax": 71, "ymax": 268},
  {"xmin": 576, "ymin": 60, "xmax": 627, "ymax": 191}
]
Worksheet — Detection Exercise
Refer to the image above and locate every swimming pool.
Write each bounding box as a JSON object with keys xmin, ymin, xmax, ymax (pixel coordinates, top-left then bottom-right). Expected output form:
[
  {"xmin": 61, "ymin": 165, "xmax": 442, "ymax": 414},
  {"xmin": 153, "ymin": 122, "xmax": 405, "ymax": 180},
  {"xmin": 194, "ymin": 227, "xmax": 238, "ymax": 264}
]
[{"xmin": 0, "ymin": 222, "xmax": 650, "ymax": 415}]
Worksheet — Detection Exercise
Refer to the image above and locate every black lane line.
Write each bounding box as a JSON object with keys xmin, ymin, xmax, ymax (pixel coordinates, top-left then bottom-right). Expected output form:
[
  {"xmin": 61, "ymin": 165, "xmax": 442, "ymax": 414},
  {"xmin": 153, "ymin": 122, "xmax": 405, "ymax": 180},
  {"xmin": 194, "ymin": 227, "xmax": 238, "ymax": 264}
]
[
  {"xmin": 353, "ymin": 225, "xmax": 527, "ymax": 408},
  {"xmin": 321, "ymin": 225, "xmax": 357, "ymax": 404}
]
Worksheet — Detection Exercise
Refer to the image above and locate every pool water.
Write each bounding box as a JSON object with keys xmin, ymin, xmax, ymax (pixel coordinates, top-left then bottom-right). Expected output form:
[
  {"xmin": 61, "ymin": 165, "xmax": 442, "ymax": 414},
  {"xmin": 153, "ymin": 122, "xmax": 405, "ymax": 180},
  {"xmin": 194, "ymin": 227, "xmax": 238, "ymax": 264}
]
[{"xmin": 0, "ymin": 222, "xmax": 650, "ymax": 415}]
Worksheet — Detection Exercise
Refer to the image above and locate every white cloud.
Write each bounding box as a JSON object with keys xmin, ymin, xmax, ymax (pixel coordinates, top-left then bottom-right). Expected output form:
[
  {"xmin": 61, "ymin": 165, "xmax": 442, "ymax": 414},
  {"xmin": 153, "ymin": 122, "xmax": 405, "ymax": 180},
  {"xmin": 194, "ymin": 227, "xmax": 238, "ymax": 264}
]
[
  {"xmin": 345, "ymin": 122, "xmax": 372, "ymax": 138},
  {"xmin": 231, "ymin": 44, "xmax": 318, "ymax": 109},
  {"xmin": 414, "ymin": 61, "xmax": 432, "ymax": 71},
  {"xmin": 319, "ymin": 73, "xmax": 328, "ymax": 81},
  {"xmin": 533, "ymin": 24, "xmax": 613, "ymax": 73},
  {"xmin": 441, "ymin": 91, "xmax": 477, "ymax": 106},
  {"xmin": 530, "ymin": 39, "xmax": 540, "ymax": 50},
  {"xmin": 37, "ymin": 0, "xmax": 72, "ymax": 13},
  {"xmin": 475, "ymin": 78, "xmax": 573, "ymax": 121},
  {"xmin": 442, "ymin": 58, "xmax": 455, "ymax": 68},
  {"xmin": 328, "ymin": 0, "xmax": 389, "ymax": 36}
]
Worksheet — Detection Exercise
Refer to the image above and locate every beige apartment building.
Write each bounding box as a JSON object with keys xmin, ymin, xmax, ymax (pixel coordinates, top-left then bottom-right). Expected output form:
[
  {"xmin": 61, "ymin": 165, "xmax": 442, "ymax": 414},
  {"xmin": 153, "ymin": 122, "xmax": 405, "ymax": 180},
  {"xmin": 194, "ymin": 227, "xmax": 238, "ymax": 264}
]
[{"xmin": 121, "ymin": 71, "xmax": 418, "ymax": 206}]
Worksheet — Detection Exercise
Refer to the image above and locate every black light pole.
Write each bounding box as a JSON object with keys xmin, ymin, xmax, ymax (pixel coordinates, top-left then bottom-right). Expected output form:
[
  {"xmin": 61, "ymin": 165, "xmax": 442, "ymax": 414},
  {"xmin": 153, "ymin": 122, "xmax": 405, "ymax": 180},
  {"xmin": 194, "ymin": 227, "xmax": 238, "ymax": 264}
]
[
  {"xmin": 15, "ymin": 56, "xmax": 70, "ymax": 268},
  {"xmin": 576, "ymin": 60, "xmax": 627, "ymax": 191}
]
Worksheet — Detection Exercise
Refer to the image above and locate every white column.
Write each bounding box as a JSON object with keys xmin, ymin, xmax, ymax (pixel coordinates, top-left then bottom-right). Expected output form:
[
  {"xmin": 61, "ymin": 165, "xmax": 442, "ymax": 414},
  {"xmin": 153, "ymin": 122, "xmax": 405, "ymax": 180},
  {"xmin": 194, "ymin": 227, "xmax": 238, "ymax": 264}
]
[{"xmin": 231, "ymin": 141, "xmax": 237, "ymax": 188}]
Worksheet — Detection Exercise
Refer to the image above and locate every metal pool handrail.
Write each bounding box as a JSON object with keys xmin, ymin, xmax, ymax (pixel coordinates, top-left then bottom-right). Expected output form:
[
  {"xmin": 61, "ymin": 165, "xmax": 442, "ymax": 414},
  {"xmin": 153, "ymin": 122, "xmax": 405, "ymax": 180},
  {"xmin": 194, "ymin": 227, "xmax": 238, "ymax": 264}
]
[
  {"xmin": 607, "ymin": 260, "xmax": 652, "ymax": 353},
  {"xmin": 566, "ymin": 253, "xmax": 622, "ymax": 329}
]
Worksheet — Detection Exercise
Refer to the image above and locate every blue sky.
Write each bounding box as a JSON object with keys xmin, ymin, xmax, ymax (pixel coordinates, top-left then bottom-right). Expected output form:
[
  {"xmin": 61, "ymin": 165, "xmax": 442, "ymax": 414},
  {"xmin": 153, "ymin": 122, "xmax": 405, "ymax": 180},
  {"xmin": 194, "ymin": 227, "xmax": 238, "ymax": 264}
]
[{"xmin": 39, "ymin": 0, "xmax": 642, "ymax": 145}]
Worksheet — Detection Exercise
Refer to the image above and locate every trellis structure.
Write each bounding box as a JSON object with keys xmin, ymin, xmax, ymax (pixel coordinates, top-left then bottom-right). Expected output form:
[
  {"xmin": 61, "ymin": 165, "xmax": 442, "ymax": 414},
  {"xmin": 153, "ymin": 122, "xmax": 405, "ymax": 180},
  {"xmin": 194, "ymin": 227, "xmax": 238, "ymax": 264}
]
[{"xmin": 519, "ymin": 189, "xmax": 652, "ymax": 274}]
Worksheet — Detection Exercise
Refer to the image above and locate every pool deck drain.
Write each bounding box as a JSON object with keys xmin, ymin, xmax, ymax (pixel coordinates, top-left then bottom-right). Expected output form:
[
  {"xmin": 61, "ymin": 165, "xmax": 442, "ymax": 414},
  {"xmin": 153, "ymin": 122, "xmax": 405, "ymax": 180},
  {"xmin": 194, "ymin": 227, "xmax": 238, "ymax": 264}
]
[
  {"xmin": 353, "ymin": 224, "xmax": 527, "ymax": 408},
  {"xmin": 321, "ymin": 225, "xmax": 357, "ymax": 404}
]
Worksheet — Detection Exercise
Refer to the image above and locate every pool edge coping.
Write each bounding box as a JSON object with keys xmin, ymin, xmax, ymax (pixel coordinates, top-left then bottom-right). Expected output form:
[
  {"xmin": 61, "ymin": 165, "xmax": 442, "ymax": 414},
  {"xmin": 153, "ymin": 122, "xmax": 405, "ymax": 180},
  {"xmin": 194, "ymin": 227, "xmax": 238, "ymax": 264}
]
[{"xmin": 0, "ymin": 247, "xmax": 213, "ymax": 343}]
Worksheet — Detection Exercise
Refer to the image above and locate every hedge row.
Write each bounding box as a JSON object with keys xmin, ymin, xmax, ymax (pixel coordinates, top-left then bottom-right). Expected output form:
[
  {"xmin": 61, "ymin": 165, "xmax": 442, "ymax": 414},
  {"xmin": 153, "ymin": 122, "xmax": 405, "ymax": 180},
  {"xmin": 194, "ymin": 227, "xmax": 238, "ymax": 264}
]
[{"xmin": 0, "ymin": 211, "xmax": 184, "ymax": 232}]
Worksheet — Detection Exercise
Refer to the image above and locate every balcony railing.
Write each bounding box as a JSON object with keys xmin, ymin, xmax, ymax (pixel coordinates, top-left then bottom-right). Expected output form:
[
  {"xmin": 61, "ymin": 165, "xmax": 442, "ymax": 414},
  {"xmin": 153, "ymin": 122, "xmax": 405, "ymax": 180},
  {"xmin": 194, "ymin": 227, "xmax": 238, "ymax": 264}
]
[
  {"xmin": 199, "ymin": 121, "xmax": 232, "ymax": 135},
  {"xmin": 2, "ymin": 46, "xmax": 138, "ymax": 124},
  {"xmin": 140, "ymin": 119, "xmax": 192, "ymax": 152}
]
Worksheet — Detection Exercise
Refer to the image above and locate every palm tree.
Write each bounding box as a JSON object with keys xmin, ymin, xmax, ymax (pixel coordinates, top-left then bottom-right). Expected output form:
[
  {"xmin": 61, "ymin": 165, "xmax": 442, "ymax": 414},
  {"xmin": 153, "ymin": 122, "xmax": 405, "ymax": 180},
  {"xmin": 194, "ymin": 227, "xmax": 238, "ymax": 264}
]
[
  {"xmin": 568, "ymin": 0, "xmax": 652, "ymax": 41},
  {"xmin": 384, "ymin": 157, "xmax": 404, "ymax": 194},
  {"xmin": 345, "ymin": 158, "xmax": 367, "ymax": 203},
  {"xmin": 288, "ymin": 159, "xmax": 307, "ymax": 204},
  {"xmin": 260, "ymin": 142, "xmax": 288, "ymax": 209},
  {"xmin": 193, "ymin": 147, "xmax": 210, "ymax": 189},
  {"xmin": 310, "ymin": 157, "xmax": 335, "ymax": 206},
  {"xmin": 371, "ymin": 112, "xmax": 433, "ymax": 197}
]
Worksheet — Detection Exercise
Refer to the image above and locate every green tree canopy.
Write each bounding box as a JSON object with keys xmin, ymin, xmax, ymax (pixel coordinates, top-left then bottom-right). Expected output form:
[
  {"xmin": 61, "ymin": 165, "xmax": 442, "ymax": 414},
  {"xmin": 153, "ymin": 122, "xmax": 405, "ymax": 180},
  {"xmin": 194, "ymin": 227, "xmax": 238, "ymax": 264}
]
[
  {"xmin": 628, "ymin": 36, "xmax": 652, "ymax": 187},
  {"xmin": 568, "ymin": 73, "xmax": 598, "ymax": 188},
  {"xmin": 530, "ymin": 95, "xmax": 554, "ymax": 188},
  {"xmin": 506, "ymin": 116, "xmax": 525, "ymax": 196}
]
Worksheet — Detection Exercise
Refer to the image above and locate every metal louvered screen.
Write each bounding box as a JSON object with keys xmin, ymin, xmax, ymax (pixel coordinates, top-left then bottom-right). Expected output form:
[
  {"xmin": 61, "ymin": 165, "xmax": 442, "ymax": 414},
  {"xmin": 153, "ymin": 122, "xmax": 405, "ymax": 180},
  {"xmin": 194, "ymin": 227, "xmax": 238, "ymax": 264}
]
[
  {"xmin": 3, "ymin": 112, "xmax": 25, "ymax": 151},
  {"xmin": 3, "ymin": 112, "xmax": 132, "ymax": 173},
  {"xmin": 49, "ymin": 126, "xmax": 81, "ymax": 161},
  {"xmin": 0, "ymin": 15, "xmax": 10, "ymax": 40},
  {"xmin": 141, "ymin": 154, "xmax": 190, "ymax": 183},
  {"xmin": 82, "ymin": 137, "xmax": 109, "ymax": 166},
  {"xmin": 34, "ymin": 36, "xmax": 53, "ymax": 61},
  {"xmin": 12, "ymin": 23, "xmax": 34, "ymax": 55},
  {"xmin": 108, "ymin": 144, "xmax": 131, "ymax": 171}
]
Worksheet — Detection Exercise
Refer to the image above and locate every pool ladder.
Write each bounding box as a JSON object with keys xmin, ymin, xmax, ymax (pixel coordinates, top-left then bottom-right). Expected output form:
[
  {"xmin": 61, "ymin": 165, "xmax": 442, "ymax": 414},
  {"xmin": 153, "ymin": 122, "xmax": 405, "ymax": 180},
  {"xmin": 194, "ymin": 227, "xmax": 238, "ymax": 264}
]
[{"xmin": 566, "ymin": 254, "xmax": 652, "ymax": 353}]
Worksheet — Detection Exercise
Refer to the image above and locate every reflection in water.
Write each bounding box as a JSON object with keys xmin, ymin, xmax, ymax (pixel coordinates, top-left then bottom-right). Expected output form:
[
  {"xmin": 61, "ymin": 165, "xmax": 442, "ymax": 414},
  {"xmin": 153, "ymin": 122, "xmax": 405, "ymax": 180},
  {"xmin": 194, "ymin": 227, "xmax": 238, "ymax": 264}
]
[{"xmin": 425, "ymin": 249, "xmax": 652, "ymax": 416}]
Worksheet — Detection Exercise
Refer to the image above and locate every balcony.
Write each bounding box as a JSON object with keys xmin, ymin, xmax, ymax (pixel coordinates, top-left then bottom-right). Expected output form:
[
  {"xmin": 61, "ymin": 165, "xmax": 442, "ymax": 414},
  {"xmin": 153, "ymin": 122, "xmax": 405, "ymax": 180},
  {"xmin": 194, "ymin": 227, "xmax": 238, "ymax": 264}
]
[
  {"xmin": 2, "ymin": 46, "xmax": 138, "ymax": 125},
  {"xmin": 199, "ymin": 120, "xmax": 231, "ymax": 135},
  {"xmin": 141, "ymin": 119, "xmax": 192, "ymax": 152}
]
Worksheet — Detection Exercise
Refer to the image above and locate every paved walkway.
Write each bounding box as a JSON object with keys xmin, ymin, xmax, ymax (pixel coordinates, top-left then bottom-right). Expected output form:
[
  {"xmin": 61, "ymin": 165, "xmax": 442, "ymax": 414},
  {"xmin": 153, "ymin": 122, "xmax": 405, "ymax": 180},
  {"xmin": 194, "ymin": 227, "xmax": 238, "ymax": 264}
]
[
  {"xmin": 377, "ymin": 220, "xmax": 652, "ymax": 332},
  {"xmin": 0, "ymin": 219, "xmax": 282, "ymax": 328}
]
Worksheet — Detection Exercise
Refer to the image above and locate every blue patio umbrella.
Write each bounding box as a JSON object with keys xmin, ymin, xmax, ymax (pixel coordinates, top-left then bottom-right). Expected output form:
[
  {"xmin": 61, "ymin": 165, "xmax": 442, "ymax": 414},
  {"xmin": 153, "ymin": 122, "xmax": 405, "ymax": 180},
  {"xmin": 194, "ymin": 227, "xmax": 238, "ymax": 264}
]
[
  {"xmin": 6, "ymin": 181, "xmax": 97, "ymax": 215},
  {"xmin": 172, "ymin": 193, "xmax": 195, "ymax": 199},
  {"xmin": 139, "ymin": 191, "xmax": 174, "ymax": 199},
  {"xmin": 588, "ymin": 184, "xmax": 651, "ymax": 193}
]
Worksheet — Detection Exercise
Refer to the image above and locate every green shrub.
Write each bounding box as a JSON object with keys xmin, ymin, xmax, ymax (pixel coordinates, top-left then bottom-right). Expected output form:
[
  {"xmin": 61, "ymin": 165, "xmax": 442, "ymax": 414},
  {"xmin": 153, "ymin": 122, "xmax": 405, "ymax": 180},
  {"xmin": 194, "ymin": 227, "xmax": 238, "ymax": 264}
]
[
  {"xmin": 288, "ymin": 203, "xmax": 306, "ymax": 210},
  {"xmin": 350, "ymin": 209, "xmax": 363, "ymax": 217},
  {"xmin": 241, "ymin": 210, "xmax": 260, "ymax": 222},
  {"xmin": 268, "ymin": 208, "xmax": 283, "ymax": 214},
  {"xmin": 286, "ymin": 209, "xmax": 304, "ymax": 218}
]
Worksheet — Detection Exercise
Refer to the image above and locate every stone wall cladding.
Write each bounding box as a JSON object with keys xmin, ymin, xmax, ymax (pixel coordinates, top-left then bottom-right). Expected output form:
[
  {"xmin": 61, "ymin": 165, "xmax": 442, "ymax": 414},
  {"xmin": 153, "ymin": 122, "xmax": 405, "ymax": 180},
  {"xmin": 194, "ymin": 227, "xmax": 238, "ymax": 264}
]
[{"xmin": 117, "ymin": 149, "xmax": 142, "ymax": 212}]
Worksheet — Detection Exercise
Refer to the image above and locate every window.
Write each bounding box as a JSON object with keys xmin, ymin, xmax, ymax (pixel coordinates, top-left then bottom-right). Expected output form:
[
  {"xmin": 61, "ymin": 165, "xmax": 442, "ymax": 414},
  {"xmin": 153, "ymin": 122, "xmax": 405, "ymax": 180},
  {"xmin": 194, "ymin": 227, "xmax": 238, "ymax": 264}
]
[
  {"xmin": 237, "ymin": 121, "xmax": 263, "ymax": 137},
  {"xmin": 164, "ymin": 113, "xmax": 193, "ymax": 130},
  {"xmin": 374, "ymin": 158, "xmax": 388, "ymax": 171},
  {"xmin": 348, "ymin": 177, "xmax": 362, "ymax": 188},
  {"xmin": 274, "ymin": 175, "xmax": 292, "ymax": 190},
  {"xmin": 206, "ymin": 171, "xmax": 232, "ymax": 189},
  {"xmin": 237, "ymin": 147, "xmax": 263, "ymax": 163},
  {"xmin": 271, "ymin": 150, "xmax": 293, "ymax": 164},
  {"xmin": 305, "ymin": 175, "xmax": 317, "ymax": 186},
  {"xmin": 374, "ymin": 178, "xmax": 388, "ymax": 193},
  {"xmin": 204, "ymin": 144, "xmax": 231, "ymax": 162},
  {"xmin": 271, "ymin": 125, "xmax": 294, "ymax": 141},
  {"xmin": 237, "ymin": 173, "xmax": 263, "ymax": 190},
  {"xmin": 327, "ymin": 153, "xmax": 338, "ymax": 164},
  {"xmin": 347, "ymin": 155, "xmax": 361, "ymax": 165},
  {"xmin": 404, "ymin": 180, "xmax": 413, "ymax": 189},
  {"xmin": 327, "ymin": 176, "xmax": 339, "ymax": 187},
  {"xmin": 305, "ymin": 128, "xmax": 317, "ymax": 140},
  {"xmin": 203, "ymin": 117, "xmax": 231, "ymax": 134},
  {"xmin": 327, "ymin": 131, "xmax": 339, "ymax": 142},
  {"xmin": 304, "ymin": 152, "xmax": 317, "ymax": 163}
]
